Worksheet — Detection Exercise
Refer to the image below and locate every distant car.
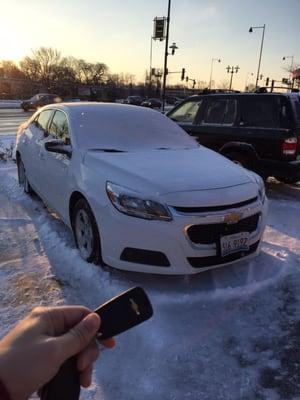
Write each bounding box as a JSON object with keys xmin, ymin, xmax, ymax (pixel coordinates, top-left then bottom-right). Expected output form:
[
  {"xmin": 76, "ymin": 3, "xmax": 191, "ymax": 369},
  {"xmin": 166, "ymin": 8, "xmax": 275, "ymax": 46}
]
[
  {"xmin": 16, "ymin": 102, "xmax": 267, "ymax": 274},
  {"xmin": 167, "ymin": 92, "xmax": 300, "ymax": 183},
  {"xmin": 165, "ymin": 96, "xmax": 181, "ymax": 105},
  {"xmin": 21, "ymin": 93, "xmax": 61, "ymax": 111},
  {"xmin": 123, "ymin": 96, "xmax": 144, "ymax": 105},
  {"xmin": 141, "ymin": 98, "xmax": 162, "ymax": 109}
]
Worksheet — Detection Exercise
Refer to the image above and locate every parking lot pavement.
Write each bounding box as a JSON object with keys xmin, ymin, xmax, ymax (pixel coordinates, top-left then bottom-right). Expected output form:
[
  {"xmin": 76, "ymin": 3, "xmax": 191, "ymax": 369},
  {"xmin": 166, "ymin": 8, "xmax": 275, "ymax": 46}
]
[{"xmin": 0, "ymin": 109, "xmax": 33, "ymax": 137}]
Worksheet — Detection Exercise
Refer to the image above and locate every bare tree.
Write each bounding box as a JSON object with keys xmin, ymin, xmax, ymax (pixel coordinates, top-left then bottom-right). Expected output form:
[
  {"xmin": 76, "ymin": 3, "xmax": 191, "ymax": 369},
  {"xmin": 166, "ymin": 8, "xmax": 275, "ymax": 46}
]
[
  {"xmin": 0, "ymin": 61, "xmax": 25, "ymax": 79},
  {"xmin": 20, "ymin": 47, "xmax": 62, "ymax": 86},
  {"xmin": 218, "ymin": 79, "xmax": 230, "ymax": 90}
]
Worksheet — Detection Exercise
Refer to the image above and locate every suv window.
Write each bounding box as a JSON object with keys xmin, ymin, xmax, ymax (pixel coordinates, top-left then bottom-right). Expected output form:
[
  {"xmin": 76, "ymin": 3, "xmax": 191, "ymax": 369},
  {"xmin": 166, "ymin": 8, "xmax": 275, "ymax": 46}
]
[
  {"xmin": 201, "ymin": 99, "xmax": 237, "ymax": 125},
  {"xmin": 291, "ymin": 96, "xmax": 300, "ymax": 125},
  {"xmin": 36, "ymin": 109, "xmax": 53, "ymax": 132},
  {"xmin": 49, "ymin": 110, "xmax": 70, "ymax": 141},
  {"xmin": 241, "ymin": 96, "xmax": 279, "ymax": 128},
  {"xmin": 168, "ymin": 100, "xmax": 202, "ymax": 123}
]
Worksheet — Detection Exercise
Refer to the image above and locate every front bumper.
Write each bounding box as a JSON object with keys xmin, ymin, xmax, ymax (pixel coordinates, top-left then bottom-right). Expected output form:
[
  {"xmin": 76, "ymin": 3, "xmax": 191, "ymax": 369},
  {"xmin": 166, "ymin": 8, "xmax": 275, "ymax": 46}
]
[{"xmin": 94, "ymin": 197, "xmax": 268, "ymax": 275}]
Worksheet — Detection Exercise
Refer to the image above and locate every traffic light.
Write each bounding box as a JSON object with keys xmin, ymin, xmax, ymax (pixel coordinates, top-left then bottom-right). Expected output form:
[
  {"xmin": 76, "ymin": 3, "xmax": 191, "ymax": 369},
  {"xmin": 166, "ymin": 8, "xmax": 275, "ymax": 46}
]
[
  {"xmin": 266, "ymin": 77, "xmax": 269, "ymax": 86},
  {"xmin": 181, "ymin": 68, "xmax": 185, "ymax": 81},
  {"xmin": 153, "ymin": 18, "xmax": 166, "ymax": 40},
  {"xmin": 186, "ymin": 76, "xmax": 189, "ymax": 82},
  {"xmin": 193, "ymin": 79, "xmax": 196, "ymax": 88}
]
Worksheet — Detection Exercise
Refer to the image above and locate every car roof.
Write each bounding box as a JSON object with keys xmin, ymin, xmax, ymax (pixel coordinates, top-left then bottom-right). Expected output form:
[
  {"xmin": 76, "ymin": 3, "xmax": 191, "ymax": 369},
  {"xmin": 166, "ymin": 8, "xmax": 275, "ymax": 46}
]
[
  {"xmin": 185, "ymin": 92, "xmax": 300, "ymax": 100},
  {"xmin": 42, "ymin": 101, "xmax": 161, "ymax": 117}
]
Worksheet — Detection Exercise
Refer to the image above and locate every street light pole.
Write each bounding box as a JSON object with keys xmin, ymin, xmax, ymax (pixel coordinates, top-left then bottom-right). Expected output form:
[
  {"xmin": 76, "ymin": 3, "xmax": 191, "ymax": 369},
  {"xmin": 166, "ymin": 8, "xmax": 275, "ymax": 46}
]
[
  {"xmin": 209, "ymin": 58, "xmax": 221, "ymax": 90},
  {"xmin": 162, "ymin": 0, "xmax": 171, "ymax": 112},
  {"xmin": 226, "ymin": 65, "xmax": 240, "ymax": 90},
  {"xmin": 249, "ymin": 24, "xmax": 266, "ymax": 89},
  {"xmin": 149, "ymin": 36, "xmax": 153, "ymax": 92}
]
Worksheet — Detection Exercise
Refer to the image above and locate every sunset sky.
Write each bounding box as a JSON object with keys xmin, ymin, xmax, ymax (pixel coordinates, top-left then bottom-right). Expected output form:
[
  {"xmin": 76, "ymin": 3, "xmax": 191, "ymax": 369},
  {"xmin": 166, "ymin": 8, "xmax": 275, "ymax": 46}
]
[{"xmin": 0, "ymin": 0, "xmax": 299, "ymax": 90}]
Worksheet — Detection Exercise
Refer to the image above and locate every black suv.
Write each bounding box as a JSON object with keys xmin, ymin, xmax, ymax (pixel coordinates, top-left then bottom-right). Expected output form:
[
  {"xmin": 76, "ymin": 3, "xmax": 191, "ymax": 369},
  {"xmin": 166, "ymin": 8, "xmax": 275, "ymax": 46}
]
[{"xmin": 167, "ymin": 93, "xmax": 300, "ymax": 183}]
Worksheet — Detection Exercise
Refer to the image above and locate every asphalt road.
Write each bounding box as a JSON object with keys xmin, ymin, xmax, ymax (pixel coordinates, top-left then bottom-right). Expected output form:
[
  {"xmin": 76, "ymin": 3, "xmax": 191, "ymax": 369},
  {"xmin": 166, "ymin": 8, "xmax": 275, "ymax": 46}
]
[{"xmin": 0, "ymin": 109, "xmax": 33, "ymax": 137}]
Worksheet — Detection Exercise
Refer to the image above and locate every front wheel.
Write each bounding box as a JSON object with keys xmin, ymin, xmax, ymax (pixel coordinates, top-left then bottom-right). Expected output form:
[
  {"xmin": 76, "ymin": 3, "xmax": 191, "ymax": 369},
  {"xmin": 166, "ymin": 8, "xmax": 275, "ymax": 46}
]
[
  {"xmin": 72, "ymin": 198, "xmax": 102, "ymax": 264},
  {"xmin": 17, "ymin": 158, "xmax": 33, "ymax": 194}
]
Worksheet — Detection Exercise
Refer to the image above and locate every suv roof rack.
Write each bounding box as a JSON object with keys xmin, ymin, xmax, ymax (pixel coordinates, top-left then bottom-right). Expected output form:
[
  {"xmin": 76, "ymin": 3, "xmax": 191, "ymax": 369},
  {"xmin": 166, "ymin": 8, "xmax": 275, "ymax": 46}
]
[{"xmin": 195, "ymin": 89, "xmax": 241, "ymax": 95}]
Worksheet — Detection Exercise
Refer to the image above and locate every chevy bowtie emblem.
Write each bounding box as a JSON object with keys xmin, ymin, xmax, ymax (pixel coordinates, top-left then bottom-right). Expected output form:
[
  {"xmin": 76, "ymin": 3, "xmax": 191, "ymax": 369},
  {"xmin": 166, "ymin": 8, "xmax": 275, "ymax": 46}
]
[
  {"xmin": 224, "ymin": 212, "xmax": 243, "ymax": 224},
  {"xmin": 130, "ymin": 298, "xmax": 140, "ymax": 315}
]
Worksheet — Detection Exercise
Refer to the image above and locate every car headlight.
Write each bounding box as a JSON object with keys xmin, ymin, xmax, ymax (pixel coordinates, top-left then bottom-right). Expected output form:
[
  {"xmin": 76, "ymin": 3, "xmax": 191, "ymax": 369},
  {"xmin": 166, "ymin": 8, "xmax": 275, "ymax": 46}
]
[
  {"xmin": 254, "ymin": 174, "xmax": 266, "ymax": 203},
  {"xmin": 106, "ymin": 182, "xmax": 172, "ymax": 221}
]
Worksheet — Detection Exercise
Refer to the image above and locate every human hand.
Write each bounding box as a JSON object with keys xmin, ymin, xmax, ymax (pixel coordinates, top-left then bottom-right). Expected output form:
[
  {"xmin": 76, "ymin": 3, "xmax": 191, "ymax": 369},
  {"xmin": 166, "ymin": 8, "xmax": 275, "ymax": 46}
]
[{"xmin": 0, "ymin": 306, "xmax": 115, "ymax": 400}]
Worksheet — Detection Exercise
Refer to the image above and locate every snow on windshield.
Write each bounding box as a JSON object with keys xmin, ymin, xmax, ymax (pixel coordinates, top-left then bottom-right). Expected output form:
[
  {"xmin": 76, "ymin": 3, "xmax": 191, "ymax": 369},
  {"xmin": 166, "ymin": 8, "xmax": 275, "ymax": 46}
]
[{"xmin": 70, "ymin": 103, "xmax": 198, "ymax": 151}]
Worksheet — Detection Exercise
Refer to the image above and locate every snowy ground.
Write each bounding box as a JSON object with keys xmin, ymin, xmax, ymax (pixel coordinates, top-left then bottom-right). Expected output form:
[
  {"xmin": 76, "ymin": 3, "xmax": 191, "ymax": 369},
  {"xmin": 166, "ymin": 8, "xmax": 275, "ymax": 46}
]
[{"xmin": 0, "ymin": 161, "xmax": 299, "ymax": 400}]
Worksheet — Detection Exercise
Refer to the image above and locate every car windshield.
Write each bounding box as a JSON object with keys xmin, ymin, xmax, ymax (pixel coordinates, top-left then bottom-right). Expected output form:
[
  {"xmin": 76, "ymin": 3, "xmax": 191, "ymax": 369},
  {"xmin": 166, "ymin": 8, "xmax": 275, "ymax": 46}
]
[{"xmin": 72, "ymin": 104, "xmax": 198, "ymax": 151}]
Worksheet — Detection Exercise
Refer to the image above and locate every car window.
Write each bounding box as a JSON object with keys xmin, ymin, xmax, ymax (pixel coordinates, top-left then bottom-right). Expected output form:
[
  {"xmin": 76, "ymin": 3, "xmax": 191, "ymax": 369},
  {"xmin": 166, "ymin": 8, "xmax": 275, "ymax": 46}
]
[
  {"xmin": 223, "ymin": 100, "xmax": 237, "ymax": 124},
  {"xmin": 241, "ymin": 96, "xmax": 279, "ymax": 128},
  {"xmin": 168, "ymin": 100, "xmax": 202, "ymax": 123},
  {"xmin": 200, "ymin": 98, "xmax": 237, "ymax": 125},
  {"xmin": 36, "ymin": 109, "xmax": 53, "ymax": 132},
  {"xmin": 203, "ymin": 99, "xmax": 227, "ymax": 124},
  {"xmin": 291, "ymin": 97, "xmax": 300, "ymax": 125},
  {"xmin": 48, "ymin": 110, "xmax": 70, "ymax": 141}
]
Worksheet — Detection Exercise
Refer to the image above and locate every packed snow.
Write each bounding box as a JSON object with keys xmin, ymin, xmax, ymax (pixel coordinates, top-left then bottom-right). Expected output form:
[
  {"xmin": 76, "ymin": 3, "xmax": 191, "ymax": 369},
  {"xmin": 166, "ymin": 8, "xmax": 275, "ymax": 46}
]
[{"xmin": 0, "ymin": 161, "xmax": 299, "ymax": 400}]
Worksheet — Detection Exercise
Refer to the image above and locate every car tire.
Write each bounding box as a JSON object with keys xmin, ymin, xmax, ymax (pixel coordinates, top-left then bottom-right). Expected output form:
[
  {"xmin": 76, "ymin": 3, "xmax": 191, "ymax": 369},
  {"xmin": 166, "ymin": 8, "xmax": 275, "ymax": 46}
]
[
  {"xmin": 226, "ymin": 152, "xmax": 252, "ymax": 170},
  {"xmin": 275, "ymin": 176, "xmax": 299, "ymax": 184},
  {"xmin": 17, "ymin": 157, "xmax": 33, "ymax": 194},
  {"xmin": 72, "ymin": 198, "xmax": 102, "ymax": 265}
]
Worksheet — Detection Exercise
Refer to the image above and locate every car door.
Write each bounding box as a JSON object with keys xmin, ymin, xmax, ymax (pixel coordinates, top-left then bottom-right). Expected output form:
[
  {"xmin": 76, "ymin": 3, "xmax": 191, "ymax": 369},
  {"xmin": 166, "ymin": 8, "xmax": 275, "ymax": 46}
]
[
  {"xmin": 167, "ymin": 99, "xmax": 203, "ymax": 137},
  {"xmin": 22, "ymin": 109, "xmax": 53, "ymax": 192},
  {"xmin": 41, "ymin": 109, "xmax": 72, "ymax": 219},
  {"xmin": 194, "ymin": 97, "xmax": 239, "ymax": 152}
]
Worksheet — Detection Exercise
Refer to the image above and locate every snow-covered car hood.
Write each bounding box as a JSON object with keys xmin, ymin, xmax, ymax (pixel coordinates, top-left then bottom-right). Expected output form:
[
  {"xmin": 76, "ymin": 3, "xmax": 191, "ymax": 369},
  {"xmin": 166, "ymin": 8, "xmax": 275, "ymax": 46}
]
[{"xmin": 83, "ymin": 147, "xmax": 258, "ymax": 203}]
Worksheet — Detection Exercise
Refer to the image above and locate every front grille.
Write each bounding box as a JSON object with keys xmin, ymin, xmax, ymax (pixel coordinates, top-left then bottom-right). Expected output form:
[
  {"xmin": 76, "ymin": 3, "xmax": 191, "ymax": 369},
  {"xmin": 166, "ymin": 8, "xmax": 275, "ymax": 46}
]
[
  {"xmin": 188, "ymin": 241, "xmax": 260, "ymax": 268},
  {"xmin": 173, "ymin": 197, "xmax": 258, "ymax": 214},
  {"xmin": 187, "ymin": 213, "xmax": 260, "ymax": 244}
]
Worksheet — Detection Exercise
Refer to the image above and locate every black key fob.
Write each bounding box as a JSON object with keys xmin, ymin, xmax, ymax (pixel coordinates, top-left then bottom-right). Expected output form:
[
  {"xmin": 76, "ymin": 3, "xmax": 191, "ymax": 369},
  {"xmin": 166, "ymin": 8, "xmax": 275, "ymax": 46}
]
[
  {"xmin": 95, "ymin": 286, "xmax": 153, "ymax": 340},
  {"xmin": 39, "ymin": 287, "xmax": 153, "ymax": 400}
]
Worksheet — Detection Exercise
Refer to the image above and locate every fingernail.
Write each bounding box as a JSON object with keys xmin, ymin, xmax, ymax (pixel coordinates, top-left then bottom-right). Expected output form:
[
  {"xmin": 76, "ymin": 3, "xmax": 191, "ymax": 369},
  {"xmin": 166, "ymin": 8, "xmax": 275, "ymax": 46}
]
[{"xmin": 83, "ymin": 313, "xmax": 100, "ymax": 330}]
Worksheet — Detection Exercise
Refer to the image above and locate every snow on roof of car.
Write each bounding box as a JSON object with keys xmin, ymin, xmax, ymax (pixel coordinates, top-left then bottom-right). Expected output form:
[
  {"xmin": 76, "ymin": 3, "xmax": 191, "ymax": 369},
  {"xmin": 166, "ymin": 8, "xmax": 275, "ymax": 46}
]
[{"xmin": 50, "ymin": 102, "xmax": 198, "ymax": 151}]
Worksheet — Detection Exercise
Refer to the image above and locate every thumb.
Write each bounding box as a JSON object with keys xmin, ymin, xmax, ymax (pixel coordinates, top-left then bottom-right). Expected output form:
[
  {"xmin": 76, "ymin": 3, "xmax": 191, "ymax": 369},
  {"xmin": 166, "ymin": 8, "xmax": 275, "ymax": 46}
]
[{"xmin": 57, "ymin": 313, "xmax": 101, "ymax": 360}]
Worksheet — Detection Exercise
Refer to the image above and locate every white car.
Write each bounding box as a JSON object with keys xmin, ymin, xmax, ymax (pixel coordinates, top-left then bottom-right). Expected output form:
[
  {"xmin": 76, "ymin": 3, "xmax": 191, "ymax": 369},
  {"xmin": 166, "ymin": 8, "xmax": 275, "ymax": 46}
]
[{"xmin": 16, "ymin": 103, "xmax": 268, "ymax": 275}]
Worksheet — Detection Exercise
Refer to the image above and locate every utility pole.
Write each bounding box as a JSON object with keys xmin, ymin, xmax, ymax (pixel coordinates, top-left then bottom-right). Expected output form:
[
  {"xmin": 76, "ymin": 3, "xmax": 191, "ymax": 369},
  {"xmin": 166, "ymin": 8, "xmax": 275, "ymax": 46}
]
[{"xmin": 162, "ymin": 0, "xmax": 171, "ymax": 112}]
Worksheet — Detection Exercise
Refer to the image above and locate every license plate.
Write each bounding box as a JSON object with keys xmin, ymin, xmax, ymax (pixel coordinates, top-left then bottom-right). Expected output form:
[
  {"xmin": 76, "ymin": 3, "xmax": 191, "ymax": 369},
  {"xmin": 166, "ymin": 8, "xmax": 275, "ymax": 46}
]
[{"xmin": 220, "ymin": 232, "xmax": 250, "ymax": 257}]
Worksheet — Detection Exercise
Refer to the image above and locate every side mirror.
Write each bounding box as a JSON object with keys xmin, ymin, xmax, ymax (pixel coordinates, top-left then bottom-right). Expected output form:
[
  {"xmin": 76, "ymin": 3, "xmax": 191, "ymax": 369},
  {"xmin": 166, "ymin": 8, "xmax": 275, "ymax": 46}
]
[{"xmin": 45, "ymin": 139, "xmax": 72, "ymax": 158}]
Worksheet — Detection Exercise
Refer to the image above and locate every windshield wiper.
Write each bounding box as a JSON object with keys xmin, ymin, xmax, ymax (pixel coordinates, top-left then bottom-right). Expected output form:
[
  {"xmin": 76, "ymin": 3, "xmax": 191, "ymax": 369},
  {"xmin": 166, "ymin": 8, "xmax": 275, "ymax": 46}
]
[{"xmin": 88, "ymin": 148, "xmax": 126, "ymax": 153}]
